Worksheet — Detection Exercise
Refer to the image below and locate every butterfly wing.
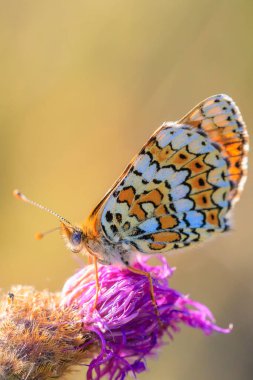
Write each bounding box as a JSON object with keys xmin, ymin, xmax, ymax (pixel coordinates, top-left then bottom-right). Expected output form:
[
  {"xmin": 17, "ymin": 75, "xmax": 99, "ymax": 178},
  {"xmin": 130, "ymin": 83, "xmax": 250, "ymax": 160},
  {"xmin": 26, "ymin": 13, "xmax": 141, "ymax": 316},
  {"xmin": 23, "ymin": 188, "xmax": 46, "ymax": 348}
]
[
  {"xmin": 179, "ymin": 94, "xmax": 249, "ymax": 204},
  {"xmin": 87, "ymin": 94, "xmax": 248, "ymax": 254}
]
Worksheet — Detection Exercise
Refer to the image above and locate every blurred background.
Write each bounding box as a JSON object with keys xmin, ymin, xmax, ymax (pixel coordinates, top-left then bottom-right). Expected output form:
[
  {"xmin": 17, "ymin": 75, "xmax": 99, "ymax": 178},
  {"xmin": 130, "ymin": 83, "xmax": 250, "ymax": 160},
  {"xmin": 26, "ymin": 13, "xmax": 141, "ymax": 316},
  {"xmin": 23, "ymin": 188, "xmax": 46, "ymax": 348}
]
[{"xmin": 1, "ymin": 1, "xmax": 252, "ymax": 379}]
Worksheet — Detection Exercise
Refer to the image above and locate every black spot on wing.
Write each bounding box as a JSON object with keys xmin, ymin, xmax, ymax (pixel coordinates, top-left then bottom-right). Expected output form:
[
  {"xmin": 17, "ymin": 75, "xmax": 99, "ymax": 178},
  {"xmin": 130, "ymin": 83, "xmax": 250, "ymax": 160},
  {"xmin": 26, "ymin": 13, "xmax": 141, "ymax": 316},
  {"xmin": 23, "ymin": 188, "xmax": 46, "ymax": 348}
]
[
  {"xmin": 197, "ymin": 130, "xmax": 208, "ymax": 138},
  {"xmin": 106, "ymin": 211, "xmax": 113, "ymax": 222},
  {"xmin": 110, "ymin": 225, "xmax": 118, "ymax": 234},
  {"xmin": 116, "ymin": 213, "xmax": 122, "ymax": 223},
  {"xmin": 211, "ymin": 142, "xmax": 222, "ymax": 152}
]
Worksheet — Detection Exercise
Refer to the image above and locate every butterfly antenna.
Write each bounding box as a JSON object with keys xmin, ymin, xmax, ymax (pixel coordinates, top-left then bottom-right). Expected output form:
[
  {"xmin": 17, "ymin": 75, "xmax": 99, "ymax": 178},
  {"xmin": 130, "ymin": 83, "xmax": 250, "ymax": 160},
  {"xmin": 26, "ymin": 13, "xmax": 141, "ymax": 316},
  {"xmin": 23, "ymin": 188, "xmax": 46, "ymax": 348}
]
[
  {"xmin": 13, "ymin": 189, "xmax": 74, "ymax": 228},
  {"xmin": 35, "ymin": 227, "xmax": 61, "ymax": 240}
]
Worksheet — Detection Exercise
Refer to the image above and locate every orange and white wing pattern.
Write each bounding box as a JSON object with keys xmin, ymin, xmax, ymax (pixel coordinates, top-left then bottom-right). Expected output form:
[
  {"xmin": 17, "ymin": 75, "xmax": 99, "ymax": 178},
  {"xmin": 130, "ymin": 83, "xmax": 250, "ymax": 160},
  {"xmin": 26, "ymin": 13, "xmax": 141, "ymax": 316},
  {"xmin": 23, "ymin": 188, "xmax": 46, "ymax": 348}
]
[
  {"xmin": 179, "ymin": 94, "xmax": 249, "ymax": 204},
  {"xmin": 94, "ymin": 94, "xmax": 248, "ymax": 254}
]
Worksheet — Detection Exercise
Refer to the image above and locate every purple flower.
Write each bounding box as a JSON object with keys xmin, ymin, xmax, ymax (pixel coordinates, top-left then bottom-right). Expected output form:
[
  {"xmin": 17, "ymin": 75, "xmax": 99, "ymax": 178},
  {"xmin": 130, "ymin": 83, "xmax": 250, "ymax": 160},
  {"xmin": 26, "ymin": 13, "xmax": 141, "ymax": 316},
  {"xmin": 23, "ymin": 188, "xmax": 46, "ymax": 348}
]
[{"xmin": 62, "ymin": 256, "xmax": 231, "ymax": 380}]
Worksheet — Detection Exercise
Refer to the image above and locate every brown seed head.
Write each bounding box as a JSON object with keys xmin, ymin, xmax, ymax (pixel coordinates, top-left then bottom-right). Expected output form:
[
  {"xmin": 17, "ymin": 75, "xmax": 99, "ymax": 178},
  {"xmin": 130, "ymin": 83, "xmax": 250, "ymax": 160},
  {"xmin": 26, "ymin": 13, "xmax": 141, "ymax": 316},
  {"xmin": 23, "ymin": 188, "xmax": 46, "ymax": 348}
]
[{"xmin": 0, "ymin": 286, "xmax": 99, "ymax": 380}]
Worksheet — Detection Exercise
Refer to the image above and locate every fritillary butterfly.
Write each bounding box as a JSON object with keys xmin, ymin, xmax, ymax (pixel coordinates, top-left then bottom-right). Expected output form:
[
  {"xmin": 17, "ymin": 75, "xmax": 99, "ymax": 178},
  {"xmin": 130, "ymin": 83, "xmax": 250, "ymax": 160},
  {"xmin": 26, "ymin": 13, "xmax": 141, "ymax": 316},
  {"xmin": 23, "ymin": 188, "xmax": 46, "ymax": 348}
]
[
  {"xmin": 84, "ymin": 94, "xmax": 248, "ymax": 265},
  {"xmin": 14, "ymin": 94, "xmax": 249, "ymax": 306}
]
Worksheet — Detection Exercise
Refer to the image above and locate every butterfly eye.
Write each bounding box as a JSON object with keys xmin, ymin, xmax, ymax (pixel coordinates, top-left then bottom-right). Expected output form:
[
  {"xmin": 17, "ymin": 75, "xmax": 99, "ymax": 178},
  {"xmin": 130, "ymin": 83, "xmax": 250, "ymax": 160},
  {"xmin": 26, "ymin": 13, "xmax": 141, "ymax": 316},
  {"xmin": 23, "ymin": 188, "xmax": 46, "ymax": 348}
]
[{"xmin": 71, "ymin": 230, "xmax": 83, "ymax": 246}]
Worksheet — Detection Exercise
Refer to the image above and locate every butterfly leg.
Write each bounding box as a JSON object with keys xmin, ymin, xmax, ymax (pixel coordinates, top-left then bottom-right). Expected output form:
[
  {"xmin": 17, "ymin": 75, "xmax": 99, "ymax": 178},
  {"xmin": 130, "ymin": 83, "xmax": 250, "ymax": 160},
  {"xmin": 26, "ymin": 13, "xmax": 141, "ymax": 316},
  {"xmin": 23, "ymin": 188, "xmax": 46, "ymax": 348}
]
[
  {"xmin": 127, "ymin": 266, "xmax": 159, "ymax": 317},
  {"xmin": 93, "ymin": 256, "xmax": 100, "ymax": 310}
]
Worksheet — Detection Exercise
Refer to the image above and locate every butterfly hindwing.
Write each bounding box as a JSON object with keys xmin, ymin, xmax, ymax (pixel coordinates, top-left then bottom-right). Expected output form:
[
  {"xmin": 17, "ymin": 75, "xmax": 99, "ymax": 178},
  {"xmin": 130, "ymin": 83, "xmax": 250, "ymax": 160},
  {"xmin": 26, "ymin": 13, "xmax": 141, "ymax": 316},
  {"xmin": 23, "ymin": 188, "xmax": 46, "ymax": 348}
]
[
  {"xmin": 90, "ymin": 95, "xmax": 247, "ymax": 254},
  {"xmin": 179, "ymin": 94, "xmax": 249, "ymax": 204}
]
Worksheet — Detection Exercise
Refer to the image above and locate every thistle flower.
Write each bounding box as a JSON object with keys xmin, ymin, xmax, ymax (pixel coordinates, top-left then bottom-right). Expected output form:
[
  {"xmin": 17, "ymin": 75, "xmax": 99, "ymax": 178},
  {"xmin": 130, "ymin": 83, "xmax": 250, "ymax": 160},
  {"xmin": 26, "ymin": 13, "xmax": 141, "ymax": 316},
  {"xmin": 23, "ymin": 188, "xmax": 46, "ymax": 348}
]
[{"xmin": 0, "ymin": 256, "xmax": 231, "ymax": 380}]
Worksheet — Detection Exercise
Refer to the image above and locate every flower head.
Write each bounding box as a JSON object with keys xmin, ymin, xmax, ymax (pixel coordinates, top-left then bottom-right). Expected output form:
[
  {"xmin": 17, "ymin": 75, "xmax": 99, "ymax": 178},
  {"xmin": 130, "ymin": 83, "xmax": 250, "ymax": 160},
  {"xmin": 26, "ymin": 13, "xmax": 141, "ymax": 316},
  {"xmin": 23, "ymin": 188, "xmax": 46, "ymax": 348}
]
[{"xmin": 62, "ymin": 256, "xmax": 232, "ymax": 380}]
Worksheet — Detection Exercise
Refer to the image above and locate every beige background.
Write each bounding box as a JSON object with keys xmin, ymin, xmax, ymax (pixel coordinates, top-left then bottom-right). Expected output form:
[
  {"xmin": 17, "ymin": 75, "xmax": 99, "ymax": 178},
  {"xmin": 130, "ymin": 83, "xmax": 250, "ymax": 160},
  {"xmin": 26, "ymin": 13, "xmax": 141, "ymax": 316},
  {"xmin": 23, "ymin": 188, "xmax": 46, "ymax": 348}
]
[{"xmin": 1, "ymin": 1, "xmax": 252, "ymax": 379}]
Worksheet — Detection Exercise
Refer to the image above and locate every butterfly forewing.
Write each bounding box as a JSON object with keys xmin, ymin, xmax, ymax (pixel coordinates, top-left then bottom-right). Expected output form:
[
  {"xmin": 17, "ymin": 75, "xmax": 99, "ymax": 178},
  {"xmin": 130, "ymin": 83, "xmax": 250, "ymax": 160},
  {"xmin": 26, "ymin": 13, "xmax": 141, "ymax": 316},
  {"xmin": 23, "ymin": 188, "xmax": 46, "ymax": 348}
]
[{"xmin": 88, "ymin": 94, "xmax": 248, "ymax": 254}]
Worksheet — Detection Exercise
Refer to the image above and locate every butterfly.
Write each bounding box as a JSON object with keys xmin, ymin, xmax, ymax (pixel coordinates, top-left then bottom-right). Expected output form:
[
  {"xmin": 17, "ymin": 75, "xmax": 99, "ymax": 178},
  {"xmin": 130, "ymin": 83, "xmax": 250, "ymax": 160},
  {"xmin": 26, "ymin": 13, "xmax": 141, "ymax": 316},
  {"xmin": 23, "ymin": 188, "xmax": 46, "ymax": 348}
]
[{"xmin": 14, "ymin": 94, "xmax": 249, "ymax": 308}]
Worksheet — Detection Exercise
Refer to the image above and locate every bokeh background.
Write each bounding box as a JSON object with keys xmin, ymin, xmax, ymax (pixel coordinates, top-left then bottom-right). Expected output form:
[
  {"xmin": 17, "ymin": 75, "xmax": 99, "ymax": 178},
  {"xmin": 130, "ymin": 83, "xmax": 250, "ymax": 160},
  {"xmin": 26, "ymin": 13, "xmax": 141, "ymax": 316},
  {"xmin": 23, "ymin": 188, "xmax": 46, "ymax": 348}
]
[{"xmin": 1, "ymin": 1, "xmax": 252, "ymax": 379}]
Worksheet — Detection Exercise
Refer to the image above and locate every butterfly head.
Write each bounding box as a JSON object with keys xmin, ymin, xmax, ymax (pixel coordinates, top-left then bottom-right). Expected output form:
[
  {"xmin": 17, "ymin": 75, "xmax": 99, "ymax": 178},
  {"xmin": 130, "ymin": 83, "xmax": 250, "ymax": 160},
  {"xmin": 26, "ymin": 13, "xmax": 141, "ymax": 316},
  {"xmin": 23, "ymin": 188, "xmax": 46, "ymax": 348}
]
[{"xmin": 61, "ymin": 223, "xmax": 87, "ymax": 254}]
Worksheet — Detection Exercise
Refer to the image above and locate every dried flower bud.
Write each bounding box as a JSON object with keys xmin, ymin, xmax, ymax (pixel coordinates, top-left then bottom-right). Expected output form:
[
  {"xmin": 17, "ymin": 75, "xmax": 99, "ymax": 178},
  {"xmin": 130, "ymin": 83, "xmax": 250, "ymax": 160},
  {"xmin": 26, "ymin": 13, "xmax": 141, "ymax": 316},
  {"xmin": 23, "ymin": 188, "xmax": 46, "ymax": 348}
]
[{"xmin": 0, "ymin": 286, "xmax": 99, "ymax": 380}]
